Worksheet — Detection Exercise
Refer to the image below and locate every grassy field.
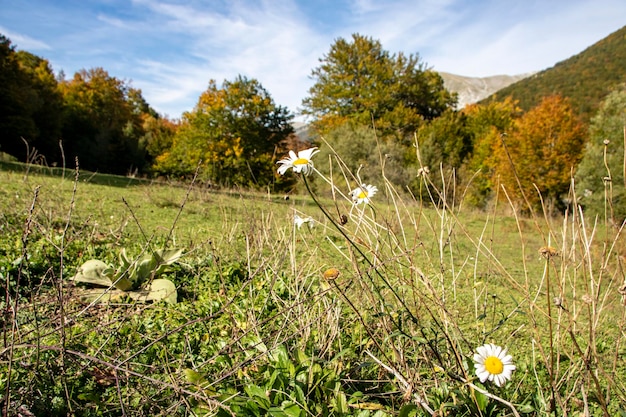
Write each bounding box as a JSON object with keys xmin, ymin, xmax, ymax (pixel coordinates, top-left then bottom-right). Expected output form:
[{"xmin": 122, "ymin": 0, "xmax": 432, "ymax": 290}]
[{"xmin": 1, "ymin": 160, "xmax": 625, "ymax": 416}]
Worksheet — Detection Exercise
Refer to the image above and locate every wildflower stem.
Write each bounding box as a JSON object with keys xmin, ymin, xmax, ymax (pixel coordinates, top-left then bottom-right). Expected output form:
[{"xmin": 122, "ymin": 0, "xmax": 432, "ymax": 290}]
[
  {"xmin": 301, "ymin": 175, "xmax": 421, "ymax": 327},
  {"xmin": 365, "ymin": 350, "xmax": 434, "ymax": 415},
  {"xmin": 467, "ymin": 382, "xmax": 521, "ymax": 417},
  {"xmin": 544, "ymin": 256, "xmax": 557, "ymax": 416}
]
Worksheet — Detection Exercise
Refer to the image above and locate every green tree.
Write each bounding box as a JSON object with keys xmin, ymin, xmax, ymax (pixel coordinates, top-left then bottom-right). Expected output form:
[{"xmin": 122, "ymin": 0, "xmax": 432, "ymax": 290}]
[
  {"xmin": 575, "ymin": 85, "xmax": 626, "ymax": 222},
  {"xmin": 0, "ymin": 37, "xmax": 67, "ymax": 163},
  {"xmin": 15, "ymin": 50, "xmax": 64, "ymax": 161},
  {"xmin": 314, "ymin": 122, "xmax": 409, "ymax": 195},
  {"xmin": 302, "ymin": 33, "xmax": 456, "ymax": 139},
  {"xmin": 461, "ymin": 97, "xmax": 521, "ymax": 207},
  {"xmin": 60, "ymin": 68, "xmax": 148, "ymax": 174},
  {"xmin": 140, "ymin": 114, "xmax": 178, "ymax": 169},
  {"xmin": 155, "ymin": 76, "xmax": 294, "ymax": 187},
  {"xmin": 411, "ymin": 109, "xmax": 473, "ymax": 204}
]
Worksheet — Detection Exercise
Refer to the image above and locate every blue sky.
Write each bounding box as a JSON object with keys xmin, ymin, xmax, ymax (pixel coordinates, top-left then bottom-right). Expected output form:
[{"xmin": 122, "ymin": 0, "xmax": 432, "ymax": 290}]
[{"xmin": 1, "ymin": 0, "xmax": 625, "ymax": 121}]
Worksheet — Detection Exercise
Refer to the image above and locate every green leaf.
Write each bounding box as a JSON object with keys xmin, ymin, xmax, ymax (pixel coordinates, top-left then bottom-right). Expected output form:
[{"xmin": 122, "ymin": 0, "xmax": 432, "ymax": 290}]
[
  {"xmin": 281, "ymin": 402, "xmax": 304, "ymax": 417},
  {"xmin": 149, "ymin": 278, "xmax": 177, "ymax": 303},
  {"xmin": 70, "ymin": 259, "xmax": 114, "ymax": 287},
  {"xmin": 333, "ymin": 391, "xmax": 348, "ymax": 414},
  {"xmin": 119, "ymin": 248, "xmax": 132, "ymax": 269},
  {"xmin": 119, "ymin": 248, "xmax": 183, "ymax": 289},
  {"xmin": 155, "ymin": 248, "xmax": 184, "ymax": 267},
  {"xmin": 134, "ymin": 255, "xmax": 158, "ymax": 284},
  {"xmin": 76, "ymin": 288, "xmax": 126, "ymax": 304},
  {"xmin": 127, "ymin": 279, "xmax": 177, "ymax": 304},
  {"xmin": 398, "ymin": 404, "xmax": 418, "ymax": 417},
  {"xmin": 183, "ymin": 368, "xmax": 206, "ymax": 386},
  {"xmin": 473, "ymin": 388, "xmax": 489, "ymax": 410},
  {"xmin": 111, "ymin": 273, "xmax": 133, "ymax": 291},
  {"xmin": 245, "ymin": 385, "xmax": 271, "ymax": 410}
]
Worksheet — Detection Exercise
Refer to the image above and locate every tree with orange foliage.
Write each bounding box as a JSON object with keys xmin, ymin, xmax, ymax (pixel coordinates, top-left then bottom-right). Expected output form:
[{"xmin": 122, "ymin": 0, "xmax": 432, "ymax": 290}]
[{"xmin": 491, "ymin": 95, "xmax": 586, "ymax": 213}]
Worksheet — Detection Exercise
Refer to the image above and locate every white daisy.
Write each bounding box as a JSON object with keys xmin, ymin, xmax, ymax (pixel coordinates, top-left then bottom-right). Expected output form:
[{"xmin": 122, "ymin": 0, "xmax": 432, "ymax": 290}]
[
  {"xmin": 350, "ymin": 184, "xmax": 378, "ymax": 205},
  {"xmin": 473, "ymin": 343, "xmax": 516, "ymax": 387},
  {"xmin": 294, "ymin": 214, "xmax": 314, "ymax": 229},
  {"xmin": 277, "ymin": 147, "xmax": 319, "ymax": 176}
]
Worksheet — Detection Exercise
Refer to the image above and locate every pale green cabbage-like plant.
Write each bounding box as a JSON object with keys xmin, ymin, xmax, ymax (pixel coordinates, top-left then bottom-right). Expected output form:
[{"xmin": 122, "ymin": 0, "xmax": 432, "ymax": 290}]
[{"xmin": 70, "ymin": 248, "xmax": 182, "ymax": 304}]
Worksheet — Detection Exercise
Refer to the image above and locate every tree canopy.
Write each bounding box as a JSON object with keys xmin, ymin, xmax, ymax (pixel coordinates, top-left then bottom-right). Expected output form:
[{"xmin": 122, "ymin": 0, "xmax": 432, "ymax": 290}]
[
  {"xmin": 491, "ymin": 95, "xmax": 586, "ymax": 213},
  {"xmin": 5, "ymin": 30, "xmax": 620, "ymax": 215},
  {"xmin": 302, "ymin": 33, "xmax": 456, "ymax": 139},
  {"xmin": 0, "ymin": 36, "xmax": 63, "ymax": 161},
  {"xmin": 59, "ymin": 68, "xmax": 153, "ymax": 174},
  {"xmin": 154, "ymin": 76, "xmax": 294, "ymax": 187},
  {"xmin": 575, "ymin": 85, "xmax": 626, "ymax": 222}
]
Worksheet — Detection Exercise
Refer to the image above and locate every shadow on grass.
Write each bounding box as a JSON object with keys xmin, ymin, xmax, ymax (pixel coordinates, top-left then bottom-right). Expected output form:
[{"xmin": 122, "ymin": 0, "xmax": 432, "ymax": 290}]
[
  {"xmin": 0, "ymin": 160, "xmax": 153, "ymax": 188},
  {"xmin": 0, "ymin": 159, "xmax": 321, "ymax": 208}
]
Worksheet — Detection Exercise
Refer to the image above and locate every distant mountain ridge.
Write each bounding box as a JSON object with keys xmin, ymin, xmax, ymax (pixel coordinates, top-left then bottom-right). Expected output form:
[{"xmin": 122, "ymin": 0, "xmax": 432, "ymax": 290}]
[{"xmin": 439, "ymin": 72, "xmax": 533, "ymax": 108}]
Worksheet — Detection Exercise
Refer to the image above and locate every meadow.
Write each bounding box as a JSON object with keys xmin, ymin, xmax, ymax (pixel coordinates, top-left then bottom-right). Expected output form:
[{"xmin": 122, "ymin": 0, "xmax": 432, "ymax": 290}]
[{"xmin": 1, "ymin": 156, "xmax": 625, "ymax": 416}]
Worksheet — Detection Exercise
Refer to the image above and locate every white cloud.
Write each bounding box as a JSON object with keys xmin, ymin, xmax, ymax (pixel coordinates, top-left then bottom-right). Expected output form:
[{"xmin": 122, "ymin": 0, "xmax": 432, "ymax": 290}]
[
  {"xmin": 1, "ymin": 0, "xmax": 625, "ymax": 119},
  {"xmin": 0, "ymin": 25, "xmax": 51, "ymax": 51},
  {"xmin": 124, "ymin": 0, "xmax": 328, "ymax": 118}
]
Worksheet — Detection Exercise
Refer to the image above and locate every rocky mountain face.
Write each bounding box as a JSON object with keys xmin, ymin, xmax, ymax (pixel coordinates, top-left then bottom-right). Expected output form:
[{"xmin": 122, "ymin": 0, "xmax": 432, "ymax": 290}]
[{"xmin": 439, "ymin": 72, "xmax": 533, "ymax": 108}]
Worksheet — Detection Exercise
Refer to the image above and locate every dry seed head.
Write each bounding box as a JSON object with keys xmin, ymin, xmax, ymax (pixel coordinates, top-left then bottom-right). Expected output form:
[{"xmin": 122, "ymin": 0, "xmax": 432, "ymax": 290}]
[
  {"xmin": 323, "ymin": 268, "xmax": 340, "ymax": 280},
  {"xmin": 539, "ymin": 246, "xmax": 558, "ymax": 259}
]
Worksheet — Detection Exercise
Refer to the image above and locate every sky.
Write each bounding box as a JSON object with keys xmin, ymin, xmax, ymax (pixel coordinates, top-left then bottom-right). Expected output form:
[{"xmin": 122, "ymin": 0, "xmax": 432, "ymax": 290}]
[{"xmin": 1, "ymin": 0, "xmax": 625, "ymax": 122}]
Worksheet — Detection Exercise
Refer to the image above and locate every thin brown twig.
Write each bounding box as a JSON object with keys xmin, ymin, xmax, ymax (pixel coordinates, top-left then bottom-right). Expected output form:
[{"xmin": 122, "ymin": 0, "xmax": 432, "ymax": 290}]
[{"xmin": 3, "ymin": 185, "xmax": 39, "ymax": 417}]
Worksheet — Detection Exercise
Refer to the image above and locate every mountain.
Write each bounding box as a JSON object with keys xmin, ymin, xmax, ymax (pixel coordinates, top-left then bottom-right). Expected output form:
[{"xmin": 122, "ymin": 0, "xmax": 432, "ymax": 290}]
[
  {"xmin": 481, "ymin": 25, "xmax": 626, "ymax": 122},
  {"xmin": 293, "ymin": 73, "xmax": 529, "ymax": 139},
  {"xmin": 439, "ymin": 72, "xmax": 533, "ymax": 108}
]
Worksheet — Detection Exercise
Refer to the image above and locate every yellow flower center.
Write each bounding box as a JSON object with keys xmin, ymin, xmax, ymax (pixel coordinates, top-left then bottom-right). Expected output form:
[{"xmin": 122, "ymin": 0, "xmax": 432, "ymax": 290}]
[
  {"xmin": 293, "ymin": 158, "xmax": 308, "ymax": 166},
  {"xmin": 357, "ymin": 191, "xmax": 368, "ymax": 199},
  {"xmin": 484, "ymin": 356, "xmax": 504, "ymax": 375}
]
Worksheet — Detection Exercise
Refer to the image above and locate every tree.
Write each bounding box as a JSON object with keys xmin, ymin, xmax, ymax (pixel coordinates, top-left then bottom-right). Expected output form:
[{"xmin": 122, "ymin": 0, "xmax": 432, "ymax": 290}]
[
  {"xmin": 575, "ymin": 85, "xmax": 626, "ymax": 222},
  {"xmin": 141, "ymin": 114, "xmax": 178, "ymax": 169},
  {"xmin": 0, "ymin": 35, "xmax": 43, "ymax": 160},
  {"xmin": 60, "ymin": 68, "xmax": 148, "ymax": 173},
  {"xmin": 154, "ymin": 76, "xmax": 294, "ymax": 187},
  {"xmin": 410, "ymin": 109, "xmax": 473, "ymax": 204},
  {"xmin": 302, "ymin": 33, "xmax": 456, "ymax": 139},
  {"xmin": 491, "ymin": 95, "xmax": 586, "ymax": 213},
  {"xmin": 313, "ymin": 122, "xmax": 409, "ymax": 195},
  {"xmin": 461, "ymin": 97, "xmax": 521, "ymax": 207},
  {"xmin": 15, "ymin": 50, "xmax": 64, "ymax": 161}
]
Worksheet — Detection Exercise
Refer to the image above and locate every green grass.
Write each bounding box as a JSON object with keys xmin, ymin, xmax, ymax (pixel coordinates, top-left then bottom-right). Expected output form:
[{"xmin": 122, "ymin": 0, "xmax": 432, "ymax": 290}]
[{"xmin": 1, "ymin": 162, "xmax": 625, "ymax": 416}]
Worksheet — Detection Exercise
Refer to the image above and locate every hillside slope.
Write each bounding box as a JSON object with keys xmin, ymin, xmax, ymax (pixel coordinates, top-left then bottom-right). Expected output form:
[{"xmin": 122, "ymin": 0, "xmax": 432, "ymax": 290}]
[{"xmin": 482, "ymin": 25, "xmax": 626, "ymax": 122}]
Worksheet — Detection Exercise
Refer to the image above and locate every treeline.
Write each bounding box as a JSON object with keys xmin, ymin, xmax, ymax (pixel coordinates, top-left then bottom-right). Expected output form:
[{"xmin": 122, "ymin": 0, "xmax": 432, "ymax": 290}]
[
  {"xmin": 2, "ymin": 33, "xmax": 625, "ymax": 218},
  {"xmin": 0, "ymin": 35, "xmax": 176, "ymax": 175},
  {"xmin": 301, "ymin": 34, "xmax": 625, "ymax": 219},
  {"xmin": 0, "ymin": 34, "xmax": 295, "ymax": 187}
]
